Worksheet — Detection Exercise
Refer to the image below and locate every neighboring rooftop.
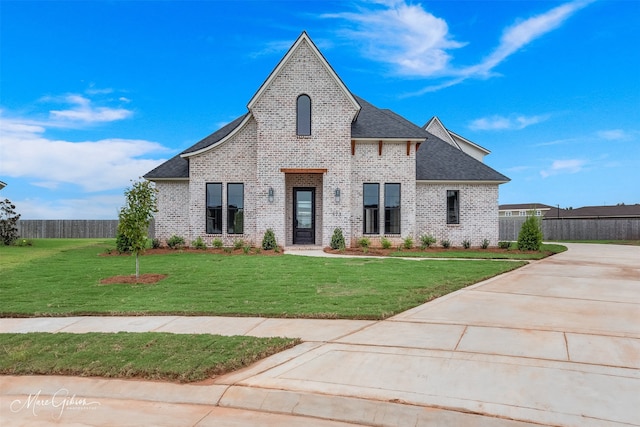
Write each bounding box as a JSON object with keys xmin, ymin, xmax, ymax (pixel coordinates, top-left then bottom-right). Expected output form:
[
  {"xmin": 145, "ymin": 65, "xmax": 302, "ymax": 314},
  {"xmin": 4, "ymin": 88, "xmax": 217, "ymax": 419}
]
[
  {"xmin": 544, "ymin": 204, "xmax": 640, "ymax": 219},
  {"xmin": 499, "ymin": 203, "xmax": 554, "ymax": 211}
]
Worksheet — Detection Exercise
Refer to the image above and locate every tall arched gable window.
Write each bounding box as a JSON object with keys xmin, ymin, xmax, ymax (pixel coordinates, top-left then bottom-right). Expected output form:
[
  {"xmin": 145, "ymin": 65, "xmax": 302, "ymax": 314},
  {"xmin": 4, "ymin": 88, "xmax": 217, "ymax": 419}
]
[{"xmin": 296, "ymin": 94, "xmax": 311, "ymax": 136}]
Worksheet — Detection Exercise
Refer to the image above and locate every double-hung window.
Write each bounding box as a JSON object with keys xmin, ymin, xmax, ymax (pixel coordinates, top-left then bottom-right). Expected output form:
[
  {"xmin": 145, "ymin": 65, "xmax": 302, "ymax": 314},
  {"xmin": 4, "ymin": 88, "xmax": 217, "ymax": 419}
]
[
  {"xmin": 384, "ymin": 183, "xmax": 401, "ymax": 234},
  {"xmin": 363, "ymin": 183, "xmax": 379, "ymax": 234},
  {"xmin": 206, "ymin": 183, "xmax": 222, "ymax": 234},
  {"xmin": 447, "ymin": 190, "xmax": 459, "ymax": 224},
  {"xmin": 227, "ymin": 183, "xmax": 244, "ymax": 234}
]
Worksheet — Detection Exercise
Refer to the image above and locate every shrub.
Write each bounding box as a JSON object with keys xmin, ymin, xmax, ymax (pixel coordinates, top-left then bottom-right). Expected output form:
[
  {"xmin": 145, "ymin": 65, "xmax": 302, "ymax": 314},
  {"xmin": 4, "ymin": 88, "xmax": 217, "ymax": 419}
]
[
  {"xmin": 419, "ymin": 234, "xmax": 437, "ymax": 249},
  {"xmin": 517, "ymin": 214, "xmax": 543, "ymax": 251},
  {"xmin": 167, "ymin": 235, "xmax": 185, "ymax": 249},
  {"xmin": 403, "ymin": 236, "xmax": 414, "ymax": 250},
  {"xmin": 243, "ymin": 244, "xmax": 251, "ymax": 254},
  {"xmin": 14, "ymin": 238, "xmax": 33, "ymax": 247},
  {"xmin": 233, "ymin": 239, "xmax": 244, "ymax": 250},
  {"xmin": 440, "ymin": 239, "xmax": 451, "ymax": 249},
  {"xmin": 462, "ymin": 239, "xmax": 471, "ymax": 249},
  {"xmin": 116, "ymin": 231, "xmax": 133, "ymax": 253},
  {"xmin": 481, "ymin": 238, "xmax": 490, "ymax": 249},
  {"xmin": 191, "ymin": 236, "xmax": 207, "ymax": 250},
  {"xmin": 357, "ymin": 237, "xmax": 371, "ymax": 249},
  {"xmin": 0, "ymin": 199, "xmax": 21, "ymax": 246},
  {"xmin": 498, "ymin": 241, "xmax": 511, "ymax": 250},
  {"xmin": 212, "ymin": 238, "xmax": 223, "ymax": 249},
  {"xmin": 151, "ymin": 238, "xmax": 161, "ymax": 249},
  {"xmin": 380, "ymin": 237, "xmax": 392, "ymax": 249},
  {"xmin": 330, "ymin": 228, "xmax": 346, "ymax": 250},
  {"xmin": 262, "ymin": 228, "xmax": 277, "ymax": 250},
  {"xmin": 223, "ymin": 247, "xmax": 232, "ymax": 254}
]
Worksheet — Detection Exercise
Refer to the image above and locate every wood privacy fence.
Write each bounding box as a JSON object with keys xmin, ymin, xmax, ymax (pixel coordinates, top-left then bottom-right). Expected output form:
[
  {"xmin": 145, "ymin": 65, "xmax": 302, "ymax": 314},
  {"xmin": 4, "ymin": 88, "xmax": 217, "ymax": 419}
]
[
  {"xmin": 499, "ymin": 217, "xmax": 640, "ymax": 241},
  {"xmin": 16, "ymin": 220, "xmax": 156, "ymax": 239}
]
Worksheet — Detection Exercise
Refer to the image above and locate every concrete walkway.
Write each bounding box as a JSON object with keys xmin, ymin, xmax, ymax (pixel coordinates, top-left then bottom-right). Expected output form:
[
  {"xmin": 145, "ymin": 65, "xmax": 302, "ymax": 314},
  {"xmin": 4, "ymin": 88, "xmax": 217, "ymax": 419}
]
[{"xmin": 2, "ymin": 243, "xmax": 639, "ymax": 426}]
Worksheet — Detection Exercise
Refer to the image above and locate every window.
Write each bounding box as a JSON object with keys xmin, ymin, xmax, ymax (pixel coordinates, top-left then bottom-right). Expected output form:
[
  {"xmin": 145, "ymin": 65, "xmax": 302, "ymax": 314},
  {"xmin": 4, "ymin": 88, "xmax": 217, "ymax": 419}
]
[
  {"xmin": 296, "ymin": 94, "xmax": 311, "ymax": 136},
  {"xmin": 520, "ymin": 211, "xmax": 527, "ymax": 216},
  {"xmin": 535, "ymin": 210, "xmax": 542, "ymax": 216},
  {"xmin": 384, "ymin": 183, "xmax": 401, "ymax": 234},
  {"xmin": 447, "ymin": 190, "xmax": 459, "ymax": 224},
  {"xmin": 227, "ymin": 183, "xmax": 244, "ymax": 234},
  {"xmin": 206, "ymin": 183, "xmax": 222, "ymax": 234},
  {"xmin": 505, "ymin": 211, "xmax": 512, "ymax": 217},
  {"xmin": 363, "ymin": 183, "xmax": 379, "ymax": 234}
]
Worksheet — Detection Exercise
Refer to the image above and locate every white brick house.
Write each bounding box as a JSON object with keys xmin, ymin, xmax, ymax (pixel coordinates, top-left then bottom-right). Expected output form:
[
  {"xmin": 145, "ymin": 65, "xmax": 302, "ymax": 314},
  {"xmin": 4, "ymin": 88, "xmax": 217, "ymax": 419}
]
[{"xmin": 145, "ymin": 32, "xmax": 509, "ymax": 248}]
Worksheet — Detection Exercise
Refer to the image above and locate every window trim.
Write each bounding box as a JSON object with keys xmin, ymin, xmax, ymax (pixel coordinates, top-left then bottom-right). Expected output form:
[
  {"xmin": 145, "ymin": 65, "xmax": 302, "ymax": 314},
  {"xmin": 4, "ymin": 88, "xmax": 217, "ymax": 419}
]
[
  {"xmin": 205, "ymin": 183, "xmax": 223, "ymax": 234},
  {"xmin": 447, "ymin": 190, "xmax": 460, "ymax": 225},
  {"xmin": 296, "ymin": 94, "xmax": 311, "ymax": 136},
  {"xmin": 384, "ymin": 183, "xmax": 401, "ymax": 234},
  {"xmin": 227, "ymin": 183, "xmax": 244, "ymax": 235},
  {"xmin": 363, "ymin": 183, "xmax": 380, "ymax": 234}
]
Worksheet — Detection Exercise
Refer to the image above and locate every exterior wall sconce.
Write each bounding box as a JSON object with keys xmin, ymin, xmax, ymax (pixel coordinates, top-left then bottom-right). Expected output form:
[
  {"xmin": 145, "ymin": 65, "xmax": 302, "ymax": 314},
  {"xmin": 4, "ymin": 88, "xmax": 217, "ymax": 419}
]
[
  {"xmin": 268, "ymin": 187, "xmax": 274, "ymax": 203},
  {"xmin": 334, "ymin": 188, "xmax": 341, "ymax": 203}
]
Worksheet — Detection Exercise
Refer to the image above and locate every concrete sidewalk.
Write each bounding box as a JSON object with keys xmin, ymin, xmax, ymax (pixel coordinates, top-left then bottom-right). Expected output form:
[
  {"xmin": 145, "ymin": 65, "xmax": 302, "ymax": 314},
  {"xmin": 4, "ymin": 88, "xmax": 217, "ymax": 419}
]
[{"xmin": 2, "ymin": 243, "xmax": 639, "ymax": 426}]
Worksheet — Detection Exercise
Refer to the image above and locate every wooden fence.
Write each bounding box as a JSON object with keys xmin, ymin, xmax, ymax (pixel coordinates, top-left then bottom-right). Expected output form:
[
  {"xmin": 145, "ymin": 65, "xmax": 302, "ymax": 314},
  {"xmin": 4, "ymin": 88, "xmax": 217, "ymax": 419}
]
[
  {"xmin": 17, "ymin": 220, "xmax": 157, "ymax": 239},
  {"xmin": 499, "ymin": 217, "xmax": 640, "ymax": 241}
]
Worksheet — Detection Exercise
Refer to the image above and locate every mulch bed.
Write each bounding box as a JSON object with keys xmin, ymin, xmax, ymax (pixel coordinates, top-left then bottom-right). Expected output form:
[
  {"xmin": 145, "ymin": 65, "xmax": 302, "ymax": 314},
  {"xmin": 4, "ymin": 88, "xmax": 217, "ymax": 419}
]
[
  {"xmin": 99, "ymin": 274, "xmax": 168, "ymax": 285},
  {"xmin": 101, "ymin": 247, "xmax": 283, "ymax": 256}
]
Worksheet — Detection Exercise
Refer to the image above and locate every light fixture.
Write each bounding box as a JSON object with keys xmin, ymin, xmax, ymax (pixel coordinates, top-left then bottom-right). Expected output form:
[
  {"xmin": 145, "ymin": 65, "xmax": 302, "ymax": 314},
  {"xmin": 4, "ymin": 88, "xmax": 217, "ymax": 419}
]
[
  {"xmin": 268, "ymin": 187, "xmax": 274, "ymax": 203},
  {"xmin": 334, "ymin": 188, "xmax": 341, "ymax": 203}
]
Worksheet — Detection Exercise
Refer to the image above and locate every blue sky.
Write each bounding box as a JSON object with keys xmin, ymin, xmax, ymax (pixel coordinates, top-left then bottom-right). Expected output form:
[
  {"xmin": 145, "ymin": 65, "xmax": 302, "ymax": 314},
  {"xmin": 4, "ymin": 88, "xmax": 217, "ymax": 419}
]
[{"xmin": 1, "ymin": 0, "xmax": 638, "ymax": 219}]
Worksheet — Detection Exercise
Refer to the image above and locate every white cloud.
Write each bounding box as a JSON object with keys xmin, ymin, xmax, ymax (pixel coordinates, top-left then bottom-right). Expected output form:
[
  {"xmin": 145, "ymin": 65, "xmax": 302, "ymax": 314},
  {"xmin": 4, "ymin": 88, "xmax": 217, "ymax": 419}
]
[
  {"xmin": 15, "ymin": 195, "xmax": 125, "ymax": 220},
  {"xmin": 49, "ymin": 94, "xmax": 133, "ymax": 123},
  {"xmin": 597, "ymin": 129, "xmax": 629, "ymax": 141},
  {"xmin": 469, "ymin": 114, "xmax": 549, "ymax": 131},
  {"xmin": 323, "ymin": 1, "xmax": 465, "ymax": 76},
  {"xmin": 327, "ymin": 0, "xmax": 593, "ymax": 91},
  {"xmin": 540, "ymin": 159, "xmax": 586, "ymax": 178},
  {"xmin": 0, "ymin": 115, "xmax": 169, "ymax": 193}
]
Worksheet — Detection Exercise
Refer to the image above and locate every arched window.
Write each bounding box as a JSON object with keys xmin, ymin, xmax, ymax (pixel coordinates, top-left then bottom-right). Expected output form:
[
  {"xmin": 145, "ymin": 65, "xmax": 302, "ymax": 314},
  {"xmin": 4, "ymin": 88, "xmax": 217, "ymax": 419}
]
[{"xmin": 296, "ymin": 94, "xmax": 311, "ymax": 136}]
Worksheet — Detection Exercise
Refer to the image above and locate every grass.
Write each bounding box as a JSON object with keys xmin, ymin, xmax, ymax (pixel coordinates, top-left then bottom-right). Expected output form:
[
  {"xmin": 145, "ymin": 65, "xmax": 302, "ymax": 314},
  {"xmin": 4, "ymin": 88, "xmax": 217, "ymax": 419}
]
[
  {"xmin": 0, "ymin": 332, "xmax": 299, "ymax": 383},
  {"xmin": 0, "ymin": 239, "xmax": 526, "ymax": 319},
  {"xmin": 389, "ymin": 243, "xmax": 567, "ymax": 260}
]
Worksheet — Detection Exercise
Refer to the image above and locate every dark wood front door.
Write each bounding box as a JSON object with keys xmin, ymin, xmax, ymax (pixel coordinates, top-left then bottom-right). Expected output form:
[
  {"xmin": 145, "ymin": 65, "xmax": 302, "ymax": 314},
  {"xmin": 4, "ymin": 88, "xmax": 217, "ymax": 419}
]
[{"xmin": 293, "ymin": 187, "xmax": 315, "ymax": 244}]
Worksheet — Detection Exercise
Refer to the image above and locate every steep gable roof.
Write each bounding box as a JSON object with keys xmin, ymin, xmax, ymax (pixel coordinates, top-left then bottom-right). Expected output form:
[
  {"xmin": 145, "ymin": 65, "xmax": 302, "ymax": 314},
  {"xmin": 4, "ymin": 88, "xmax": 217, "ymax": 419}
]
[
  {"xmin": 416, "ymin": 133, "xmax": 509, "ymax": 182},
  {"xmin": 424, "ymin": 116, "xmax": 490, "ymax": 156},
  {"xmin": 247, "ymin": 31, "xmax": 360, "ymax": 120}
]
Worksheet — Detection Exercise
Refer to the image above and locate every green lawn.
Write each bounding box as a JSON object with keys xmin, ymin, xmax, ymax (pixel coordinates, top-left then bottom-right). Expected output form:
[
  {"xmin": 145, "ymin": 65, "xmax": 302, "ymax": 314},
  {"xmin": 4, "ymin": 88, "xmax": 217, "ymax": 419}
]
[
  {"xmin": 0, "ymin": 332, "xmax": 299, "ymax": 383},
  {"xmin": 0, "ymin": 239, "xmax": 526, "ymax": 319}
]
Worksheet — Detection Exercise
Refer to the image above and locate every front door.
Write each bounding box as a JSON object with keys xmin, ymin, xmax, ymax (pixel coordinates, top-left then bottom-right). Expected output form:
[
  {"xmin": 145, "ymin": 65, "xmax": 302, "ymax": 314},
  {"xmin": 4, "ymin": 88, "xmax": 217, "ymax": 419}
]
[{"xmin": 293, "ymin": 187, "xmax": 315, "ymax": 244}]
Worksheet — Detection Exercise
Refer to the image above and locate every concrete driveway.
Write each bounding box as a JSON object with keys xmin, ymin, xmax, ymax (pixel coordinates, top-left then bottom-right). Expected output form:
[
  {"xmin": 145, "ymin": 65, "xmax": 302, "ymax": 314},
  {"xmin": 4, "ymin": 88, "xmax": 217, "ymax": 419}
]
[{"xmin": 2, "ymin": 243, "xmax": 639, "ymax": 426}]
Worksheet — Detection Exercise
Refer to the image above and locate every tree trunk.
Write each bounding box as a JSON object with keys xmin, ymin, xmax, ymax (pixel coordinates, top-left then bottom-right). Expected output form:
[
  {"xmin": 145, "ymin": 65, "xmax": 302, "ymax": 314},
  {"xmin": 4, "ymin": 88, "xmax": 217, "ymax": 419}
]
[{"xmin": 135, "ymin": 252, "xmax": 139, "ymax": 280}]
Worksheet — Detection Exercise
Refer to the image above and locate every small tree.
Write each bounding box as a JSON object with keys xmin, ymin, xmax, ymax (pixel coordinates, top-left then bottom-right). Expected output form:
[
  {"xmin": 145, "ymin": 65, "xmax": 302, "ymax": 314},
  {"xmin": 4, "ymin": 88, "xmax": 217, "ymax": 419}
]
[
  {"xmin": 0, "ymin": 199, "xmax": 21, "ymax": 246},
  {"xmin": 117, "ymin": 180, "xmax": 157, "ymax": 279},
  {"xmin": 517, "ymin": 214, "xmax": 543, "ymax": 251},
  {"xmin": 330, "ymin": 228, "xmax": 346, "ymax": 250},
  {"xmin": 262, "ymin": 228, "xmax": 277, "ymax": 250}
]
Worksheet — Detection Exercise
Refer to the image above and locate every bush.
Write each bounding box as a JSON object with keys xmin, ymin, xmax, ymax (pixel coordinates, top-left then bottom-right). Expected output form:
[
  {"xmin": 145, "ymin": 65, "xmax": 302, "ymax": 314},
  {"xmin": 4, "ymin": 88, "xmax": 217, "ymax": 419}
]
[
  {"xmin": 0, "ymin": 199, "xmax": 21, "ymax": 246},
  {"xmin": 481, "ymin": 238, "xmax": 490, "ymax": 249},
  {"xmin": 262, "ymin": 228, "xmax": 277, "ymax": 250},
  {"xmin": 357, "ymin": 237, "xmax": 371, "ymax": 249},
  {"xmin": 380, "ymin": 237, "xmax": 392, "ymax": 249},
  {"xmin": 116, "ymin": 232, "xmax": 133, "ymax": 253},
  {"xmin": 517, "ymin": 215, "xmax": 543, "ymax": 251},
  {"xmin": 151, "ymin": 238, "xmax": 161, "ymax": 249},
  {"xmin": 330, "ymin": 228, "xmax": 346, "ymax": 250},
  {"xmin": 403, "ymin": 236, "xmax": 414, "ymax": 249},
  {"xmin": 167, "ymin": 235, "xmax": 185, "ymax": 249},
  {"xmin": 419, "ymin": 234, "xmax": 436, "ymax": 249},
  {"xmin": 440, "ymin": 239, "xmax": 451, "ymax": 249},
  {"xmin": 462, "ymin": 239, "xmax": 471, "ymax": 249},
  {"xmin": 243, "ymin": 244, "xmax": 251, "ymax": 254},
  {"xmin": 233, "ymin": 239, "xmax": 244, "ymax": 250},
  {"xmin": 212, "ymin": 238, "xmax": 223, "ymax": 249},
  {"xmin": 191, "ymin": 237, "xmax": 207, "ymax": 250},
  {"xmin": 13, "ymin": 238, "xmax": 33, "ymax": 247},
  {"xmin": 498, "ymin": 241, "xmax": 511, "ymax": 250}
]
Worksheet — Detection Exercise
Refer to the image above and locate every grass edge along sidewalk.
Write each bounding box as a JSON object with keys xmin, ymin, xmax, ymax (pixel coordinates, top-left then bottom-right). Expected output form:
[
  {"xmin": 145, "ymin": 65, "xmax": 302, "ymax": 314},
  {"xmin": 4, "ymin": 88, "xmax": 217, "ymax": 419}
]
[
  {"xmin": 0, "ymin": 332, "xmax": 300, "ymax": 383},
  {"xmin": 1, "ymin": 239, "xmax": 528, "ymax": 319}
]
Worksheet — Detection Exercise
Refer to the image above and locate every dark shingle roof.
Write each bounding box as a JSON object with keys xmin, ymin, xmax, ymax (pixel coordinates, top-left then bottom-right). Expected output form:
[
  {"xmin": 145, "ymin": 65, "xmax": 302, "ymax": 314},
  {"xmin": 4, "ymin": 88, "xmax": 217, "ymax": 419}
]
[
  {"xmin": 351, "ymin": 96, "xmax": 430, "ymax": 140},
  {"xmin": 143, "ymin": 154, "xmax": 189, "ymax": 179},
  {"xmin": 545, "ymin": 204, "xmax": 640, "ymax": 219},
  {"xmin": 500, "ymin": 203, "xmax": 553, "ymax": 210},
  {"xmin": 416, "ymin": 133, "xmax": 510, "ymax": 182},
  {"xmin": 182, "ymin": 114, "xmax": 249, "ymax": 155}
]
